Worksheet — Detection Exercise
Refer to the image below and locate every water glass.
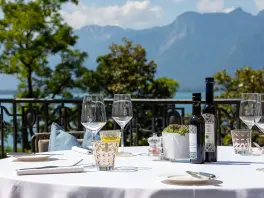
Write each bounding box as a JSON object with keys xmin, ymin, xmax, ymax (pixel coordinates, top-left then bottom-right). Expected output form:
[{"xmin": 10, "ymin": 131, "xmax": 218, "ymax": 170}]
[
  {"xmin": 92, "ymin": 141, "xmax": 119, "ymax": 171},
  {"xmin": 231, "ymin": 129, "xmax": 251, "ymax": 155},
  {"xmin": 100, "ymin": 131, "xmax": 121, "ymax": 143}
]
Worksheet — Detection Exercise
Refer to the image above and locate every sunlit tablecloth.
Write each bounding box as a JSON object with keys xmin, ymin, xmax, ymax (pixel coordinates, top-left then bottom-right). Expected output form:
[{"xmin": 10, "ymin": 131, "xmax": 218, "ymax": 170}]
[{"xmin": 1, "ymin": 146, "xmax": 264, "ymax": 198}]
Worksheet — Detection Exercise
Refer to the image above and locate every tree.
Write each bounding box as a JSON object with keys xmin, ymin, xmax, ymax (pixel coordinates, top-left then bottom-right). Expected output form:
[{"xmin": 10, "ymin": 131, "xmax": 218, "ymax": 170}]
[
  {"xmin": 90, "ymin": 38, "xmax": 179, "ymax": 98},
  {"xmin": 214, "ymin": 66, "xmax": 264, "ymax": 145},
  {"xmin": 0, "ymin": 0, "xmax": 89, "ymax": 99},
  {"xmin": 214, "ymin": 67, "xmax": 264, "ymax": 98},
  {"xmin": 0, "ymin": 0, "xmax": 91, "ymax": 150}
]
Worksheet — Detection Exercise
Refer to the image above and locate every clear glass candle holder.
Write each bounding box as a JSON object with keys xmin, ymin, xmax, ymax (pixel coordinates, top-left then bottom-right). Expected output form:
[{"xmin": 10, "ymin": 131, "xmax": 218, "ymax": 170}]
[{"xmin": 92, "ymin": 141, "xmax": 119, "ymax": 171}]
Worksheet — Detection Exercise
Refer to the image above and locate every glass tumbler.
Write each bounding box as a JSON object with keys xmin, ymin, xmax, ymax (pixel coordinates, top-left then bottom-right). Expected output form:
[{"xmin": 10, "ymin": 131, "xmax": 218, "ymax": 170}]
[
  {"xmin": 231, "ymin": 129, "xmax": 251, "ymax": 155},
  {"xmin": 92, "ymin": 141, "xmax": 119, "ymax": 171}
]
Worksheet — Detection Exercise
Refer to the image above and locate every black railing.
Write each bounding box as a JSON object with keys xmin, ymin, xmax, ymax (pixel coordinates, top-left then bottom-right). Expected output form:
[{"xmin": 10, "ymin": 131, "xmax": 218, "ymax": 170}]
[{"xmin": 0, "ymin": 98, "xmax": 241, "ymax": 157}]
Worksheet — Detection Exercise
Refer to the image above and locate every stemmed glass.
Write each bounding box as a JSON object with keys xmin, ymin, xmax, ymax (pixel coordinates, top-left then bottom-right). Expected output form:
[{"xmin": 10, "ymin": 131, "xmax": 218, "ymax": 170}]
[
  {"xmin": 239, "ymin": 93, "xmax": 260, "ymax": 150},
  {"xmin": 112, "ymin": 94, "xmax": 133, "ymax": 157},
  {"xmin": 255, "ymin": 94, "xmax": 264, "ymax": 132},
  {"xmin": 81, "ymin": 94, "xmax": 107, "ymax": 143}
]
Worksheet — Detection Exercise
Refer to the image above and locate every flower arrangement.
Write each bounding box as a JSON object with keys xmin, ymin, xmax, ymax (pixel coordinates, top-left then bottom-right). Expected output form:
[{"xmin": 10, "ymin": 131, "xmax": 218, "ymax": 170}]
[{"xmin": 162, "ymin": 124, "xmax": 189, "ymax": 136}]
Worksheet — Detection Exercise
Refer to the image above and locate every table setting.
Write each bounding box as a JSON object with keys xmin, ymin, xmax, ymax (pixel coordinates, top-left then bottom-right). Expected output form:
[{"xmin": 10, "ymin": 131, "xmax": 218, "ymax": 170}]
[{"xmin": 1, "ymin": 92, "xmax": 264, "ymax": 198}]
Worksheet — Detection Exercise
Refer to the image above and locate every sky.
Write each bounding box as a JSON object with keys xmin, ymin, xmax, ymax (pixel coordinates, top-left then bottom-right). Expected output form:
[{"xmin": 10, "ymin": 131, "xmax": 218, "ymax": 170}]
[{"xmin": 61, "ymin": 0, "xmax": 264, "ymax": 30}]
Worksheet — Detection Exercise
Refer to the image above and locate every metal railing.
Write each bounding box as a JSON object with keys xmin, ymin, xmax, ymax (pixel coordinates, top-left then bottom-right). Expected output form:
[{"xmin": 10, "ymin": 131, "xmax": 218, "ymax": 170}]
[{"xmin": 0, "ymin": 98, "xmax": 241, "ymax": 157}]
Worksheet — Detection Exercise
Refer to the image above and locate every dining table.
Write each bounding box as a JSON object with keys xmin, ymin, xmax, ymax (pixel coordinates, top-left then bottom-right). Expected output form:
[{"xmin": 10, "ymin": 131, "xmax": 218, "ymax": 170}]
[{"xmin": 1, "ymin": 146, "xmax": 264, "ymax": 198}]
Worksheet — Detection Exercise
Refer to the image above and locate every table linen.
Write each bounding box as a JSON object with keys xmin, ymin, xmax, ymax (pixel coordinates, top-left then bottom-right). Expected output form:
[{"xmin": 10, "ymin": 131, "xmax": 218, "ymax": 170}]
[{"xmin": 1, "ymin": 146, "xmax": 264, "ymax": 198}]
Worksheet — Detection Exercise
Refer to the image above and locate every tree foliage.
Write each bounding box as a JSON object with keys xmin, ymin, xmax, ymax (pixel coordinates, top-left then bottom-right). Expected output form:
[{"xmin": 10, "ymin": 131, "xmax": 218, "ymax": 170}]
[
  {"xmin": 214, "ymin": 66, "xmax": 264, "ymax": 145},
  {"xmin": 0, "ymin": 0, "xmax": 89, "ymax": 98},
  {"xmin": 214, "ymin": 67, "xmax": 264, "ymax": 98},
  {"xmin": 91, "ymin": 38, "xmax": 179, "ymax": 98}
]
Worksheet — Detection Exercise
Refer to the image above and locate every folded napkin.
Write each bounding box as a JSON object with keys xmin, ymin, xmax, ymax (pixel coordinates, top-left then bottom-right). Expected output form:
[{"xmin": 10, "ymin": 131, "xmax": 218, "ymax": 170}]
[
  {"xmin": 16, "ymin": 166, "xmax": 84, "ymax": 176},
  {"xmin": 72, "ymin": 146, "xmax": 91, "ymax": 154}
]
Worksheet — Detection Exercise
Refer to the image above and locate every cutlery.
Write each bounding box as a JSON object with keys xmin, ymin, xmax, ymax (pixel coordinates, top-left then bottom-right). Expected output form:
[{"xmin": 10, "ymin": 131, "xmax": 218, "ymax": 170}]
[
  {"xmin": 253, "ymin": 142, "xmax": 262, "ymax": 149},
  {"xmin": 186, "ymin": 171, "xmax": 203, "ymax": 179},
  {"xmin": 17, "ymin": 159, "xmax": 83, "ymax": 171},
  {"xmin": 7, "ymin": 152, "xmax": 63, "ymax": 157},
  {"xmin": 186, "ymin": 171, "xmax": 216, "ymax": 179}
]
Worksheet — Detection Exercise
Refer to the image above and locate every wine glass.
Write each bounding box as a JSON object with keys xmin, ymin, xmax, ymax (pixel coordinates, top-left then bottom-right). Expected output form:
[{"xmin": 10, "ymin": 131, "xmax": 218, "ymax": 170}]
[
  {"xmin": 81, "ymin": 94, "xmax": 107, "ymax": 143},
  {"xmin": 239, "ymin": 93, "xmax": 259, "ymax": 150},
  {"xmin": 255, "ymin": 94, "xmax": 264, "ymax": 132},
  {"xmin": 112, "ymin": 94, "xmax": 133, "ymax": 157}
]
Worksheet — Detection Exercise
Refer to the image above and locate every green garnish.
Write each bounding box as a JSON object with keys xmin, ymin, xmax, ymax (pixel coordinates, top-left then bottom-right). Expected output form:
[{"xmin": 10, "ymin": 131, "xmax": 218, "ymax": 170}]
[{"xmin": 162, "ymin": 124, "xmax": 189, "ymax": 136}]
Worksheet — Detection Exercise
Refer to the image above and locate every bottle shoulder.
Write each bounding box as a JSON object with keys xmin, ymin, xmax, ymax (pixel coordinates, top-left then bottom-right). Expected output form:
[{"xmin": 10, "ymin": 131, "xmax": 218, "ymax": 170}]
[
  {"xmin": 190, "ymin": 115, "xmax": 205, "ymax": 123},
  {"xmin": 202, "ymin": 104, "xmax": 216, "ymax": 114}
]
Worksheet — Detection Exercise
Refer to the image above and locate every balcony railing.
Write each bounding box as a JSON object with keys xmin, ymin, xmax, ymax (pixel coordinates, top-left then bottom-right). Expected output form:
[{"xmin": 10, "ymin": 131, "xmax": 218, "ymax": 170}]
[{"xmin": 0, "ymin": 98, "xmax": 242, "ymax": 157}]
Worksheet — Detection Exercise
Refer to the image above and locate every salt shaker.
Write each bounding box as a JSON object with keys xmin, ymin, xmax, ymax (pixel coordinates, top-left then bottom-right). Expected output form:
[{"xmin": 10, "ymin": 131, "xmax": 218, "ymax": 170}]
[{"xmin": 147, "ymin": 133, "xmax": 162, "ymax": 156}]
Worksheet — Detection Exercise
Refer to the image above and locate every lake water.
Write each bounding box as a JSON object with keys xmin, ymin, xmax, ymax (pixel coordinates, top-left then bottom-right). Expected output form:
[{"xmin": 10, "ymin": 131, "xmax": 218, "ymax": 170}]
[{"xmin": 0, "ymin": 92, "xmax": 210, "ymax": 148}]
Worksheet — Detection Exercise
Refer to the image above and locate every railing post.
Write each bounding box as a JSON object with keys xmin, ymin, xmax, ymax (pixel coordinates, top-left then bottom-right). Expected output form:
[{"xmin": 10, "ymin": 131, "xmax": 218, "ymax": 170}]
[
  {"xmin": 0, "ymin": 106, "xmax": 4, "ymax": 157},
  {"xmin": 13, "ymin": 101, "xmax": 17, "ymax": 152},
  {"xmin": 217, "ymin": 108, "xmax": 221, "ymax": 146},
  {"xmin": 44, "ymin": 101, "xmax": 49, "ymax": 132},
  {"xmin": 152, "ymin": 104, "xmax": 156, "ymax": 133},
  {"xmin": 236, "ymin": 103, "xmax": 241, "ymax": 129},
  {"xmin": 77, "ymin": 103, "xmax": 82, "ymax": 131}
]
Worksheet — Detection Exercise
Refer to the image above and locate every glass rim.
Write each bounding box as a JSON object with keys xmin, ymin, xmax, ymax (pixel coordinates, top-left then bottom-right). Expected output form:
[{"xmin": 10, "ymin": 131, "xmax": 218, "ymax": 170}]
[
  {"xmin": 92, "ymin": 140, "xmax": 120, "ymax": 144},
  {"xmin": 241, "ymin": 93, "xmax": 259, "ymax": 95},
  {"xmin": 100, "ymin": 130, "xmax": 121, "ymax": 134},
  {"xmin": 114, "ymin": 94, "xmax": 131, "ymax": 95},
  {"xmin": 231, "ymin": 129, "xmax": 250, "ymax": 133}
]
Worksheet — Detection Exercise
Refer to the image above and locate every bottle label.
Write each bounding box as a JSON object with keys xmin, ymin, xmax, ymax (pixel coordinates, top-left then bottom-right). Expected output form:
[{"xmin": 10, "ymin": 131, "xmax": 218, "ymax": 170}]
[
  {"xmin": 189, "ymin": 125, "xmax": 197, "ymax": 160},
  {"xmin": 202, "ymin": 113, "xmax": 215, "ymax": 152}
]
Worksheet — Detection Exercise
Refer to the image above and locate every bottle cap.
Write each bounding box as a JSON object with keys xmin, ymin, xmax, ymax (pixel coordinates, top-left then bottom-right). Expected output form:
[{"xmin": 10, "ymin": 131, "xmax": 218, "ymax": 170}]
[
  {"xmin": 192, "ymin": 92, "xmax": 201, "ymax": 100},
  {"xmin": 205, "ymin": 77, "xmax": 214, "ymax": 82}
]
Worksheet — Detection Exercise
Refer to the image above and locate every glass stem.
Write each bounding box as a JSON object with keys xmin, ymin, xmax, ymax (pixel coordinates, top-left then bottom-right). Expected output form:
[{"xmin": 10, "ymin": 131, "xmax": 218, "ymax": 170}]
[
  {"xmin": 121, "ymin": 127, "xmax": 124, "ymax": 153},
  {"xmin": 92, "ymin": 131, "xmax": 96, "ymax": 141},
  {"xmin": 249, "ymin": 128, "xmax": 252, "ymax": 150}
]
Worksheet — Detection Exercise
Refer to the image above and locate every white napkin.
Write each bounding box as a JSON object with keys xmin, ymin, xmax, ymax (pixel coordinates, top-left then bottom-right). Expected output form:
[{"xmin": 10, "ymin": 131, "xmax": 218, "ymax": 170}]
[
  {"xmin": 72, "ymin": 146, "xmax": 91, "ymax": 154},
  {"xmin": 16, "ymin": 166, "xmax": 84, "ymax": 176}
]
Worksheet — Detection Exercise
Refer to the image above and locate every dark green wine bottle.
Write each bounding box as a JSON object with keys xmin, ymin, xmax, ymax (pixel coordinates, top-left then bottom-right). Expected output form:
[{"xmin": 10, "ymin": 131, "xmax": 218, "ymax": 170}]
[
  {"xmin": 189, "ymin": 93, "xmax": 205, "ymax": 164},
  {"xmin": 202, "ymin": 77, "xmax": 217, "ymax": 162}
]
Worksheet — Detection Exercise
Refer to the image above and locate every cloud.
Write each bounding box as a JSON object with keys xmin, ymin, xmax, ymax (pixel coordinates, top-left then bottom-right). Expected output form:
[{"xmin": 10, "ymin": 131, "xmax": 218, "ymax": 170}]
[
  {"xmin": 196, "ymin": 0, "xmax": 224, "ymax": 12},
  {"xmin": 256, "ymin": 0, "xmax": 264, "ymax": 10},
  {"xmin": 223, "ymin": 7, "xmax": 236, "ymax": 13},
  {"xmin": 61, "ymin": 1, "xmax": 163, "ymax": 29}
]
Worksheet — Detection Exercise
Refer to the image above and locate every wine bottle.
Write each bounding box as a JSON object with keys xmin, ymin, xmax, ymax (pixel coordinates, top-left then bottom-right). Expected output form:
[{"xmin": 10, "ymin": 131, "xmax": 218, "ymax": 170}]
[
  {"xmin": 202, "ymin": 77, "xmax": 217, "ymax": 162},
  {"xmin": 189, "ymin": 93, "xmax": 205, "ymax": 164}
]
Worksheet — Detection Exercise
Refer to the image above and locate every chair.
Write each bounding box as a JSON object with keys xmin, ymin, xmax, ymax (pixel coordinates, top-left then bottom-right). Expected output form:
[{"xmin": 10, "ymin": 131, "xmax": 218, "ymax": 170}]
[{"xmin": 31, "ymin": 131, "xmax": 85, "ymax": 153}]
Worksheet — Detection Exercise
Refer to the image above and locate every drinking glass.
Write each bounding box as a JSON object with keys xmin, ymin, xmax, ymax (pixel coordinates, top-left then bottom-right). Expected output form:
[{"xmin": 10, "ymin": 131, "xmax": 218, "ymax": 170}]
[
  {"xmin": 92, "ymin": 141, "xmax": 119, "ymax": 171},
  {"xmin": 255, "ymin": 94, "xmax": 264, "ymax": 132},
  {"xmin": 231, "ymin": 129, "xmax": 251, "ymax": 155},
  {"xmin": 100, "ymin": 131, "xmax": 121, "ymax": 143},
  {"xmin": 239, "ymin": 93, "xmax": 259, "ymax": 150},
  {"xmin": 81, "ymin": 94, "xmax": 107, "ymax": 142},
  {"xmin": 112, "ymin": 94, "xmax": 133, "ymax": 157}
]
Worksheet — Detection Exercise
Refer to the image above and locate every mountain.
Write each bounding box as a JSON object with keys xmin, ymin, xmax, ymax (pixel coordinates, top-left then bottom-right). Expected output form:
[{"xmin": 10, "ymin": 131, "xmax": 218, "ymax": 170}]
[
  {"xmin": 1, "ymin": 8, "xmax": 264, "ymax": 92},
  {"xmin": 73, "ymin": 8, "xmax": 264, "ymax": 91}
]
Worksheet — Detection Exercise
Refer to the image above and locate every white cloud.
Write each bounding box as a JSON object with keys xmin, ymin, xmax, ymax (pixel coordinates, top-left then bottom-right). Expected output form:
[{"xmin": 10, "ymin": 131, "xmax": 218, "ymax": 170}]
[
  {"xmin": 223, "ymin": 7, "xmax": 235, "ymax": 13},
  {"xmin": 196, "ymin": 0, "xmax": 224, "ymax": 12},
  {"xmin": 256, "ymin": 0, "xmax": 264, "ymax": 10},
  {"xmin": 61, "ymin": 1, "xmax": 163, "ymax": 29}
]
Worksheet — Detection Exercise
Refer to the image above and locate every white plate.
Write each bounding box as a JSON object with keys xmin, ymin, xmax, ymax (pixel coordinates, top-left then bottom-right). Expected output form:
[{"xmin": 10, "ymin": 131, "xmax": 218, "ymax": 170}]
[
  {"xmin": 14, "ymin": 155, "xmax": 50, "ymax": 162},
  {"xmin": 162, "ymin": 174, "xmax": 210, "ymax": 185}
]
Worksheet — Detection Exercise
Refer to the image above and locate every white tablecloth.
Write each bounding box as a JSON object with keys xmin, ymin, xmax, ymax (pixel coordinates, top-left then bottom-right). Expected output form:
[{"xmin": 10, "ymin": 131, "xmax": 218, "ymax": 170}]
[{"xmin": 1, "ymin": 146, "xmax": 264, "ymax": 198}]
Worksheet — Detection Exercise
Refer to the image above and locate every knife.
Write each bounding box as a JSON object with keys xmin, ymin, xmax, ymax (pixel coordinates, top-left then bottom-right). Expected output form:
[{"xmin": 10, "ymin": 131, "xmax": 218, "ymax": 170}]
[
  {"xmin": 198, "ymin": 171, "xmax": 216, "ymax": 179},
  {"xmin": 6, "ymin": 152, "xmax": 62, "ymax": 157},
  {"xmin": 186, "ymin": 171, "xmax": 216, "ymax": 179},
  {"xmin": 186, "ymin": 171, "xmax": 203, "ymax": 179}
]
